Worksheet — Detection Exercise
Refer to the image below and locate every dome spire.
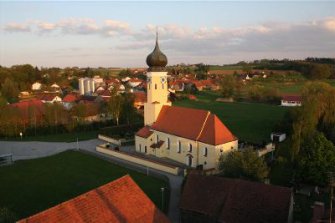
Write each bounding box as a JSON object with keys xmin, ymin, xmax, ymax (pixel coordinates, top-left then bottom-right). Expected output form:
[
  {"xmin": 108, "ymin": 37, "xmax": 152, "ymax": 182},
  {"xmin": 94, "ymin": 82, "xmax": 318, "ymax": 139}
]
[{"xmin": 146, "ymin": 30, "xmax": 168, "ymax": 71}]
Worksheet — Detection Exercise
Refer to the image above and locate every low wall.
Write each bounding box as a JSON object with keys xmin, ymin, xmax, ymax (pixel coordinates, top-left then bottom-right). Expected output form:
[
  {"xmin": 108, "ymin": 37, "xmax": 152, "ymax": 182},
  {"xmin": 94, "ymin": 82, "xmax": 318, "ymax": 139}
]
[
  {"xmin": 96, "ymin": 146, "xmax": 179, "ymax": 175},
  {"xmin": 98, "ymin": 134, "xmax": 134, "ymax": 146},
  {"xmin": 98, "ymin": 134, "xmax": 122, "ymax": 146}
]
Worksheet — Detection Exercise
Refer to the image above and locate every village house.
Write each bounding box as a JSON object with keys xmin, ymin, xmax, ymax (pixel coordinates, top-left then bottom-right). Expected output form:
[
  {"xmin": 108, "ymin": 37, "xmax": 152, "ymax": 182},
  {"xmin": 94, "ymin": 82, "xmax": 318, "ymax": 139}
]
[
  {"xmin": 180, "ymin": 173, "xmax": 293, "ymax": 223},
  {"xmin": 133, "ymin": 91, "xmax": 146, "ymax": 109},
  {"xmin": 62, "ymin": 93, "xmax": 79, "ymax": 110},
  {"xmin": 50, "ymin": 83, "xmax": 61, "ymax": 92},
  {"xmin": 281, "ymin": 95, "xmax": 302, "ymax": 107},
  {"xmin": 135, "ymin": 35, "xmax": 238, "ymax": 170},
  {"xmin": 36, "ymin": 93, "xmax": 62, "ymax": 104},
  {"xmin": 31, "ymin": 81, "xmax": 42, "ymax": 91},
  {"xmin": 18, "ymin": 175, "xmax": 170, "ymax": 223}
]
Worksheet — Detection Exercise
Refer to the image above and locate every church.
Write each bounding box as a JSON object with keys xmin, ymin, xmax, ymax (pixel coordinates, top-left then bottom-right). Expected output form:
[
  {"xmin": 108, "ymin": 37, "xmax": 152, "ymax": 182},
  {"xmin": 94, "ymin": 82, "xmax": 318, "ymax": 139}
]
[{"xmin": 135, "ymin": 35, "xmax": 238, "ymax": 170}]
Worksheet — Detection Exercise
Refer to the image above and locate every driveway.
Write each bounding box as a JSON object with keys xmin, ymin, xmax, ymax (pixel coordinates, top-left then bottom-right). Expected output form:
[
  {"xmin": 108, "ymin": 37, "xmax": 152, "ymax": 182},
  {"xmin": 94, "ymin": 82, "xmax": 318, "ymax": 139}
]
[{"xmin": 0, "ymin": 139, "xmax": 183, "ymax": 223}]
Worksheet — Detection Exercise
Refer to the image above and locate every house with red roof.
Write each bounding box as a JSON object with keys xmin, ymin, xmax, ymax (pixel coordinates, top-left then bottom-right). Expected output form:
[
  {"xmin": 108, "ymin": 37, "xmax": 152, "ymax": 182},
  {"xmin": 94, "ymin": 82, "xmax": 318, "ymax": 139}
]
[
  {"xmin": 62, "ymin": 93, "xmax": 79, "ymax": 110},
  {"xmin": 134, "ymin": 36, "xmax": 238, "ymax": 170},
  {"xmin": 36, "ymin": 93, "xmax": 62, "ymax": 104},
  {"xmin": 133, "ymin": 91, "xmax": 146, "ymax": 109},
  {"xmin": 180, "ymin": 174, "xmax": 293, "ymax": 223},
  {"xmin": 281, "ymin": 95, "xmax": 302, "ymax": 106},
  {"xmin": 18, "ymin": 175, "xmax": 170, "ymax": 223}
]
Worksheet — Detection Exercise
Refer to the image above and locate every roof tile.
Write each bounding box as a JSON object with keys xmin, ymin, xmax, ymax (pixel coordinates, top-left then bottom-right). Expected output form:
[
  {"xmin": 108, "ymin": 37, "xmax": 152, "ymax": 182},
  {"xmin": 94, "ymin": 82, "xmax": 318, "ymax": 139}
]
[{"xmin": 18, "ymin": 175, "xmax": 170, "ymax": 223}]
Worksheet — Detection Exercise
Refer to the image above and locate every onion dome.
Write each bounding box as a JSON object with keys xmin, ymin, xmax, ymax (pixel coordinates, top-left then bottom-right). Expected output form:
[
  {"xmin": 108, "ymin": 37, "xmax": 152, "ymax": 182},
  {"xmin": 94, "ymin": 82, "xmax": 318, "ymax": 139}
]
[{"xmin": 146, "ymin": 32, "xmax": 168, "ymax": 71}]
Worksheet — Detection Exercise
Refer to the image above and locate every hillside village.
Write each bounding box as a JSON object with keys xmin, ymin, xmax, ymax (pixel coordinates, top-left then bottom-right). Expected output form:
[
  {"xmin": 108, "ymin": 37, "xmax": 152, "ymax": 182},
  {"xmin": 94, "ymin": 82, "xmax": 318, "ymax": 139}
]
[{"xmin": 1, "ymin": 40, "xmax": 335, "ymax": 223}]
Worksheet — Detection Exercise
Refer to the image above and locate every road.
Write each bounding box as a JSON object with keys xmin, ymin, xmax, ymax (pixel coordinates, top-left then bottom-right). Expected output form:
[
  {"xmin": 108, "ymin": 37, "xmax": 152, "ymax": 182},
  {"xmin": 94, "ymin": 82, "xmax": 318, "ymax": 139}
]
[{"xmin": 0, "ymin": 139, "xmax": 183, "ymax": 223}]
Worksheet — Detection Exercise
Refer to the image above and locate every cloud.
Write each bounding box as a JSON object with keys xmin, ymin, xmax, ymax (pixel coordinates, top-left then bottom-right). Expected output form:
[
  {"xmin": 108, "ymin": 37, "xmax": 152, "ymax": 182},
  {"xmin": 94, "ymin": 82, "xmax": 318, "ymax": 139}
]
[
  {"xmin": 4, "ymin": 23, "xmax": 31, "ymax": 32},
  {"xmin": 2, "ymin": 17, "xmax": 335, "ymax": 65},
  {"xmin": 322, "ymin": 17, "xmax": 335, "ymax": 31},
  {"xmin": 57, "ymin": 18, "xmax": 99, "ymax": 35},
  {"xmin": 102, "ymin": 19, "xmax": 131, "ymax": 36}
]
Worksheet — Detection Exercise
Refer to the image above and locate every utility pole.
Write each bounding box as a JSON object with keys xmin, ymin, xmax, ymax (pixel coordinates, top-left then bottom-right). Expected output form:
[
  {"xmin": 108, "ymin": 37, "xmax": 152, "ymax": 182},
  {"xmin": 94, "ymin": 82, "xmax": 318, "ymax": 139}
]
[
  {"xmin": 329, "ymin": 172, "xmax": 334, "ymax": 223},
  {"xmin": 161, "ymin": 187, "xmax": 165, "ymax": 210}
]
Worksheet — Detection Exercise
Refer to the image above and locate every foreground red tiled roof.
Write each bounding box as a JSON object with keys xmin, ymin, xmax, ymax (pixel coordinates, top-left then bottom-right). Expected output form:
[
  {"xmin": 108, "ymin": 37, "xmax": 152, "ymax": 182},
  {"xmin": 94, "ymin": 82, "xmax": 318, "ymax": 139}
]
[
  {"xmin": 18, "ymin": 175, "xmax": 170, "ymax": 223},
  {"xmin": 180, "ymin": 174, "xmax": 292, "ymax": 223},
  {"xmin": 151, "ymin": 106, "xmax": 236, "ymax": 145},
  {"xmin": 136, "ymin": 126, "xmax": 154, "ymax": 138}
]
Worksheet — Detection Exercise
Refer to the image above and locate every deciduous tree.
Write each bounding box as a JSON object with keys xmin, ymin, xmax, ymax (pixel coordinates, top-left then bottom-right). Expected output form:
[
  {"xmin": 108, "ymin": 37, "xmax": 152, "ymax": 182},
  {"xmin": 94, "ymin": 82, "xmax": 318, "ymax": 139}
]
[
  {"xmin": 297, "ymin": 132, "xmax": 335, "ymax": 185},
  {"xmin": 218, "ymin": 148, "xmax": 269, "ymax": 182}
]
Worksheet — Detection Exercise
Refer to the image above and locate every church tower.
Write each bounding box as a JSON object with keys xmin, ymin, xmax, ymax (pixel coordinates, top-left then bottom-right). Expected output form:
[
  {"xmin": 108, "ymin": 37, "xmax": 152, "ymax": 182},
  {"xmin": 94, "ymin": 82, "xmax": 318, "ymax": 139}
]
[{"xmin": 144, "ymin": 33, "xmax": 171, "ymax": 126}]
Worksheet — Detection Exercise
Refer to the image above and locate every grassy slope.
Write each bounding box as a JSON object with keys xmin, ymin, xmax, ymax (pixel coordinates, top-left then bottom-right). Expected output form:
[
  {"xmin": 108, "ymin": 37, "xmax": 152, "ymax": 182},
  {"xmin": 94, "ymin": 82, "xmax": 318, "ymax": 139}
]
[
  {"xmin": 174, "ymin": 92, "xmax": 289, "ymax": 144},
  {"xmin": 0, "ymin": 151, "xmax": 168, "ymax": 219}
]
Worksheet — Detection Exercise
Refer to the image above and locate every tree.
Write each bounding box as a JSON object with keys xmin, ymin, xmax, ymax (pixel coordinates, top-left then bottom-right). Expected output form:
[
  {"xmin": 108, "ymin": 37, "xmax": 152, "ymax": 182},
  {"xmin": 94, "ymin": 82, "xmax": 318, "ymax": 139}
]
[
  {"xmin": 291, "ymin": 81, "xmax": 335, "ymax": 159},
  {"xmin": 0, "ymin": 207, "xmax": 17, "ymax": 223},
  {"xmin": 195, "ymin": 63, "xmax": 209, "ymax": 80},
  {"xmin": 302, "ymin": 63, "xmax": 332, "ymax": 79},
  {"xmin": 108, "ymin": 92, "xmax": 123, "ymax": 126},
  {"xmin": 218, "ymin": 149, "xmax": 269, "ymax": 182},
  {"xmin": 297, "ymin": 132, "xmax": 335, "ymax": 185},
  {"xmin": 1, "ymin": 78, "xmax": 19, "ymax": 103},
  {"xmin": 122, "ymin": 93, "xmax": 136, "ymax": 125},
  {"xmin": 219, "ymin": 75, "xmax": 236, "ymax": 98}
]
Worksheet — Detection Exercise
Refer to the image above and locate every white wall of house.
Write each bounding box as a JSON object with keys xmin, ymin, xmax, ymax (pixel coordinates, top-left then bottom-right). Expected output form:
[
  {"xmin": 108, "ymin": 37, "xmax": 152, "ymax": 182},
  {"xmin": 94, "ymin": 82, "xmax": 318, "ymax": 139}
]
[
  {"xmin": 136, "ymin": 130, "xmax": 238, "ymax": 169},
  {"xmin": 281, "ymin": 100, "xmax": 301, "ymax": 107}
]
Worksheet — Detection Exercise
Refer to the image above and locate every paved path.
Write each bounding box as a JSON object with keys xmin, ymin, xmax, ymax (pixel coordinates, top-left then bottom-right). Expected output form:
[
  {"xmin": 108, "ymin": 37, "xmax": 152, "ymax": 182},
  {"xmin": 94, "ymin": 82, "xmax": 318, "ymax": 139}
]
[{"xmin": 0, "ymin": 139, "xmax": 183, "ymax": 223}]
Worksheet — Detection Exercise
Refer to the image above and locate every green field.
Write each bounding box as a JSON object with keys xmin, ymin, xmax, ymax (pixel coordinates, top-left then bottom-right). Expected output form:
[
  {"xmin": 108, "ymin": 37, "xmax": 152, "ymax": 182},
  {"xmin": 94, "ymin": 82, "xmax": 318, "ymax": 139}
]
[
  {"xmin": 0, "ymin": 151, "xmax": 169, "ymax": 220},
  {"xmin": 174, "ymin": 92, "xmax": 289, "ymax": 143}
]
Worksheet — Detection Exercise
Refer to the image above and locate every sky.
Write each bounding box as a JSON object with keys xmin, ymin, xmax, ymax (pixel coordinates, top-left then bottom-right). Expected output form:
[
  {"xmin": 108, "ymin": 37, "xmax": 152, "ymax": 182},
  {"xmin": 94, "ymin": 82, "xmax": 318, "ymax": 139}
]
[{"xmin": 0, "ymin": 1, "xmax": 335, "ymax": 68}]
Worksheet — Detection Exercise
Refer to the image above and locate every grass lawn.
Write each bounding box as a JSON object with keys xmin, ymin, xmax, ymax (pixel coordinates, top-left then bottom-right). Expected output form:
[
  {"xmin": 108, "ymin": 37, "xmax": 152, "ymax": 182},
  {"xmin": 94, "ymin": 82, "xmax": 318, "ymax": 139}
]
[
  {"xmin": 1, "ymin": 130, "xmax": 99, "ymax": 142},
  {"xmin": 174, "ymin": 91, "xmax": 289, "ymax": 144},
  {"xmin": 0, "ymin": 151, "xmax": 169, "ymax": 220}
]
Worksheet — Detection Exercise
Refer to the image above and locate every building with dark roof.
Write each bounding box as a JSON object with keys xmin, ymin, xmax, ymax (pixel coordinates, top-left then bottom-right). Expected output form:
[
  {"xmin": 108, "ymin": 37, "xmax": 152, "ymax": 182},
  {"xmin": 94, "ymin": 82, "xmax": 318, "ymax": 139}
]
[
  {"xmin": 134, "ymin": 34, "xmax": 238, "ymax": 170},
  {"xmin": 18, "ymin": 175, "xmax": 170, "ymax": 223},
  {"xmin": 180, "ymin": 174, "xmax": 293, "ymax": 223}
]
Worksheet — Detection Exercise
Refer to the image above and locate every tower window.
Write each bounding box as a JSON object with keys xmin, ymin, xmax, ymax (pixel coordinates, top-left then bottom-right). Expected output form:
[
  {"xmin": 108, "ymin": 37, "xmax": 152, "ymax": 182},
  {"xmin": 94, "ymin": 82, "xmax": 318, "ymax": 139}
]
[
  {"xmin": 155, "ymin": 84, "xmax": 157, "ymax": 89},
  {"xmin": 189, "ymin": 144, "xmax": 192, "ymax": 153},
  {"xmin": 156, "ymin": 134, "xmax": 159, "ymax": 142},
  {"xmin": 167, "ymin": 138, "xmax": 170, "ymax": 150},
  {"xmin": 177, "ymin": 141, "xmax": 181, "ymax": 153}
]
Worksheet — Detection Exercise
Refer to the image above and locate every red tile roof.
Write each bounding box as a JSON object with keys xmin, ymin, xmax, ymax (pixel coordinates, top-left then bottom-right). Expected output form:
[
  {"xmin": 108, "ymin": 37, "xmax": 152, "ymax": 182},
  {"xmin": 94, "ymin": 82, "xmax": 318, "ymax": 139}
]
[
  {"xmin": 151, "ymin": 106, "xmax": 236, "ymax": 145},
  {"xmin": 198, "ymin": 114, "xmax": 237, "ymax": 145},
  {"xmin": 180, "ymin": 174, "xmax": 292, "ymax": 223},
  {"xmin": 136, "ymin": 126, "xmax": 154, "ymax": 138},
  {"xmin": 62, "ymin": 93, "xmax": 79, "ymax": 103},
  {"xmin": 36, "ymin": 93, "xmax": 61, "ymax": 102},
  {"xmin": 282, "ymin": 95, "xmax": 302, "ymax": 102},
  {"xmin": 133, "ymin": 91, "xmax": 147, "ymax": 103},
  {"xmin": 18, "ymin": 175, "xmax": 170, "ymax": 223}
]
